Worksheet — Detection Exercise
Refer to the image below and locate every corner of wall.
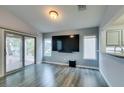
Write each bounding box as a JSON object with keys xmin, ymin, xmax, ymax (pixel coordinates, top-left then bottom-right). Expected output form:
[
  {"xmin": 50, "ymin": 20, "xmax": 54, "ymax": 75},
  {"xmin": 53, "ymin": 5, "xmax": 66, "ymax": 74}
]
[
  {"xmin": 99, "ymin": 67, "xmax": 112, "ymax": 87},
  {"xmin": 36, "ymin": 33, "xmax": 43, "ymax": 64}
]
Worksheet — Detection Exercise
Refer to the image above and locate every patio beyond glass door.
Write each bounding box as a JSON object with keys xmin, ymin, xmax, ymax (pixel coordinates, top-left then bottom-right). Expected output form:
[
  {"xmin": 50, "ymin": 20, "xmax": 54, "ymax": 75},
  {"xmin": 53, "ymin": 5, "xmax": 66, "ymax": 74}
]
[
  {"xmin": 24, "ymin": 37, "xmax": 35, "ymax": 66},
  {"xmin": 5, "ymin": 32, "xmax": 36, "ymax": 73},
  {"xmin": 6, "ymin": 33, "xmax": 23, "ymax": 72}
]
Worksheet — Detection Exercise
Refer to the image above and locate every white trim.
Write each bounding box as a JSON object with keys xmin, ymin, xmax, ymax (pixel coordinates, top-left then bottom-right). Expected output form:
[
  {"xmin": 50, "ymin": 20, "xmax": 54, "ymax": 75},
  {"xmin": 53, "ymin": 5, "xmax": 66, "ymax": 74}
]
[
  {"xmin": 100, "ymin": 69, "xmax": 112, "ymax": 87},
  {"xmin": 42, "ymin": 61, "xmax": 99, "ymax": 70},
  {"xmin": 42, "ymin": 61, "xmax": 68, "ymax": 66},
  {"xmin": 77, "ymin": 65, "xmax": 99, "ymax": 70}
]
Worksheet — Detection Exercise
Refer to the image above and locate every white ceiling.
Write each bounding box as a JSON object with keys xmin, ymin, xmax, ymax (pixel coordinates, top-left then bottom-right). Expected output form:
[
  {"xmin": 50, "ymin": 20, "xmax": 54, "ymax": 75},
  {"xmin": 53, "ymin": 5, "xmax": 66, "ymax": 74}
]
[{"xmin": 1, "ymin": 5, "xmax": 106, "ymax": 33}]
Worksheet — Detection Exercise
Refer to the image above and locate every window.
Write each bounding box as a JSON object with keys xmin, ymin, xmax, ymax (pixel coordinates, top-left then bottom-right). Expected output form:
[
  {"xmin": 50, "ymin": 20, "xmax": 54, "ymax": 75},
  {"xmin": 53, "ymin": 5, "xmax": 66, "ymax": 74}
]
[
  {"xmin": 83, "ymin": 36, "xmax": 96, "ymax": 60},
  {"xmin": 44, "ymin": 38, "xmax": 52, "ymax": 56}
]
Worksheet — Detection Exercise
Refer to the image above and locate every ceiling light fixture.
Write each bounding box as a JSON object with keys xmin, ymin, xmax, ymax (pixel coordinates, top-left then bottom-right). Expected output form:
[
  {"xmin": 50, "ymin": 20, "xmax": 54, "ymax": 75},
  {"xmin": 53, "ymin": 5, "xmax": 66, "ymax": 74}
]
[
  {"xmin": 70, "ymin": 35, "xmax": 74, "ymax": 38},
  {"xmin": 49, "ymin": 10, "xmax": 58, "ymax": 20}
]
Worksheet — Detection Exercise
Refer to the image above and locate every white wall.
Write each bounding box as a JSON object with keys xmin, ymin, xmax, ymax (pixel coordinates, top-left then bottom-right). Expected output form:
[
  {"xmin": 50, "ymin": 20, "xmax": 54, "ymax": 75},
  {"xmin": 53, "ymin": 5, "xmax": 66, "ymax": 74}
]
[
  {"xmin": 99, "ymin": 6, "xmax": 124, "ymax": 86},
  {"xmin": 0, "ymin": 8, "xmax": 38, "ymax": 34},
  {"xmin": 36, "ymin": 34, "xmax": 43, "ymax": 64},
  {"xmin": 0, "ymin": 29, "xmax": 5, "ymax": 77},
  {"xmin": 0, "ymin": 8, "xmax": 43, "ymax": 77}
]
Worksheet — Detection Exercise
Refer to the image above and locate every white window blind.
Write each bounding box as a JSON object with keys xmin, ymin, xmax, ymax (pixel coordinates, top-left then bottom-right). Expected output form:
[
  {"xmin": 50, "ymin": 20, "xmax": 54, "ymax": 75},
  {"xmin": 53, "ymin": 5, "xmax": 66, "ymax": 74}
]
[
  {"xmin": 83, "ymin": 36, "xmax": 96, "ymax": 60},
  {"xmin": 44, "ymin": 38, "xmax": 52, "ymax": 56}
]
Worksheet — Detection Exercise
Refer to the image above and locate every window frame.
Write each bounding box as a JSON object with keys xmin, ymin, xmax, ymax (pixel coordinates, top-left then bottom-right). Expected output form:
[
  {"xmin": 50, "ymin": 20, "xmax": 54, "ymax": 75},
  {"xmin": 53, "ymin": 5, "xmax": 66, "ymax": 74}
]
[{"xmin": 4, "ymin": 31, "xmax": 36, "ymax": 74}]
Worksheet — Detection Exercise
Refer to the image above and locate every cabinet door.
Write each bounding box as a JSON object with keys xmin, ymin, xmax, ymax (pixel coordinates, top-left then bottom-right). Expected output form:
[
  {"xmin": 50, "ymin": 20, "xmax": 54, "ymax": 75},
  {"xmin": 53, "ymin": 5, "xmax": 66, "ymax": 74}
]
[
  {"xmin": 122, "ymin": 30, "xmax": 124, "ymax": 46},
  {"xmin": 106, "ymin": 30, "xmax": 121, "ymax": 46}
]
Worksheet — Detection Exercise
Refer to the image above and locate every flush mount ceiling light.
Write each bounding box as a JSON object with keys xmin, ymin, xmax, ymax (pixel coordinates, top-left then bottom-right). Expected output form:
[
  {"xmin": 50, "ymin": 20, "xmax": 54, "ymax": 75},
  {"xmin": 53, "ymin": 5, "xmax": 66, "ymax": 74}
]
[
  {"xmin": 49, "ymin": 10, "xmax": 59, "ymax": 20},
  {"xmin": 70, "ymin": 35, "xmax": 74, "ymax": 38}
]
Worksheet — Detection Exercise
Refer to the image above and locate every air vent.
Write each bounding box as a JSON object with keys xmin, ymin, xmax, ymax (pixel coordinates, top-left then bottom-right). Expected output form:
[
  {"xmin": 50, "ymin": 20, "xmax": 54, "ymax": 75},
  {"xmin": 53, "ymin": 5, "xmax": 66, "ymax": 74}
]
[{"xmin": 77, "ymin": 5, "xmax": 86, "ymax": 11}]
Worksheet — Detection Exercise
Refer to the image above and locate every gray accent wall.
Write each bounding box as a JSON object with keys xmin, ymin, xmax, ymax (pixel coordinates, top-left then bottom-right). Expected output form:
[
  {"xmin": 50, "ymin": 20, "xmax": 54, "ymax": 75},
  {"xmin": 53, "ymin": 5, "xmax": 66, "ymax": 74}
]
[
  {"xmin": 99, "ymin": 6, "xmax": 124, "ymax": 86},
  {"xmin": 100, "ymin": 53, "xmax": 124, "ymax": 86},
  {"xmin": 43, "ymin": 27, "xmax": 99, "ymax": 68},
  {"xmin": 36, "ymin": 34, "xmax": 43, "ymax": 64}
]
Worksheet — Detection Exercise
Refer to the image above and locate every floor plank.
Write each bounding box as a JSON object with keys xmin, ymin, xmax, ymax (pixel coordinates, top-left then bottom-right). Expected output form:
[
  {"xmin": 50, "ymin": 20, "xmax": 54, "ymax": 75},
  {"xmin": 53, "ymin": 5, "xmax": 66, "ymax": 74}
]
[{"xmin": 0, "ymin": 63, "xmax": 108, "ymax": 87}]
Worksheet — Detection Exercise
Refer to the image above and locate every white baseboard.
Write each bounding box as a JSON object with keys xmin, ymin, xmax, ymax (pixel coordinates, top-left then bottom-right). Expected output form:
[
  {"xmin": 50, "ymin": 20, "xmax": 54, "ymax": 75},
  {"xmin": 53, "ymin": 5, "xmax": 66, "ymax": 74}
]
[
  {"xmin": 42, "ymin": 61, "xmax": 68, "ymax": 66},
  {"xmin": 42, "ymin": 61, "xmax": 99, "ymax": 70},
  {"xmin": 77, "ymin": 65, "xmax": 99, "ymax": 70},
  {"xmin": 100, "ymin": 69, "xmax": 112, "ymax": 87}
]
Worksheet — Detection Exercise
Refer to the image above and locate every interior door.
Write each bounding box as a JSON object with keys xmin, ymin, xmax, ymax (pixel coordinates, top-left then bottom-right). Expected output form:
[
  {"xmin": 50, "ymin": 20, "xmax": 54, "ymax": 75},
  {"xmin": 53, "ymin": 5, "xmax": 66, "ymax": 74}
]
[
  {"xmin": 6, "ymin": 33, "xmax": 23, "ymax": 72},
  {"xmin": 24, "ymin": 37, "xmax": 35, "ymax": 66}
]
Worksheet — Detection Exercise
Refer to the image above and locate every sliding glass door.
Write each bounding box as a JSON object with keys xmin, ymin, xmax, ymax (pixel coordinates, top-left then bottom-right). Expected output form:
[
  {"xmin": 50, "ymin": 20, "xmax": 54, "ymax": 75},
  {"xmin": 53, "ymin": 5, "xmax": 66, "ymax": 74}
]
[
  {"xmin": 5, "ymin": 32, "xmax": 36, "ymax": 73},
  {"xmin": 24, "ymin": 37, "xmax": 35, "ymax": 66},
  {"xmin": 6, "ymin": 33, "xmax": 23, "ymax": 72}
]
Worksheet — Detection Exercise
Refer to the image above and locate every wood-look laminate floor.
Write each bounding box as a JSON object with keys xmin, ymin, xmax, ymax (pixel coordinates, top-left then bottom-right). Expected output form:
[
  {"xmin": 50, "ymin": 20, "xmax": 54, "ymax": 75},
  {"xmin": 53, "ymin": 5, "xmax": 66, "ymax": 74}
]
[{"xmin": 0, "ymin": 63, "xmax": 108, "ymax": 87}]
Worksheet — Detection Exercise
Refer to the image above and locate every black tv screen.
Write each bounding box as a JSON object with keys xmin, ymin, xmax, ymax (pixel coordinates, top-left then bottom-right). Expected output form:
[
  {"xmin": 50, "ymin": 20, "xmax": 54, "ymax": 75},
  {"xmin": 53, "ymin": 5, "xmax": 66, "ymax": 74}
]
[{"xmin": 52, "ymin": 35, "xmax": 79, "ymax": 53}]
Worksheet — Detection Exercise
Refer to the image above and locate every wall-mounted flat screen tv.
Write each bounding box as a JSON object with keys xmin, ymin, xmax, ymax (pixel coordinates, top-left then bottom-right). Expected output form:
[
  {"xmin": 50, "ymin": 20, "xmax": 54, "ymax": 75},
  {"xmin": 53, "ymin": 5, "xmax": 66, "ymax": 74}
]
[{"xmin": 52, "ymin": 35, "xmax": 79, "ymax": 53}]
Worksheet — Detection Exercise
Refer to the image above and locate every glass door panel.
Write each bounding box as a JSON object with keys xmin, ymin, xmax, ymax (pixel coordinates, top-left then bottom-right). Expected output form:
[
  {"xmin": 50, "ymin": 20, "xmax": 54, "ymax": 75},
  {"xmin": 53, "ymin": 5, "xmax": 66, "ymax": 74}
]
[
  {"xmin": 24, "ymin": 37, "xmax": 35, "ymax": 66},
  {"xmin": 6, "ymin": 33, "xmax": 23, "ymax": 72}
]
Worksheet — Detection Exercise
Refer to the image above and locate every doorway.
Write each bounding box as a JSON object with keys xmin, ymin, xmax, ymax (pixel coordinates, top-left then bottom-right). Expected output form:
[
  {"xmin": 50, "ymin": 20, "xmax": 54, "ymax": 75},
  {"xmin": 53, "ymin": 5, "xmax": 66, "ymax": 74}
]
[{"xmin": 5, "ymin": 32, "xmax": 36, "ymax": 73}]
